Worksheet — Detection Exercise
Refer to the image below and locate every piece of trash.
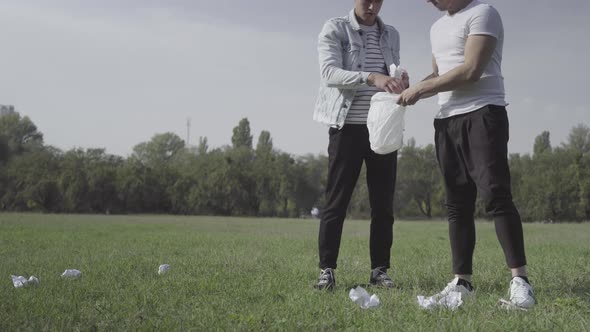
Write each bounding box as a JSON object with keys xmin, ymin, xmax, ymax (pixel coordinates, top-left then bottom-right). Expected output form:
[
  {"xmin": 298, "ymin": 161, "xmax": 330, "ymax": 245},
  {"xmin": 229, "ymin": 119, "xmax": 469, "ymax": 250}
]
[
  {"xmin": 158, "ymin": 264, "xmax": 170, "ymax": 275},
  {"xmin": 61, "ymin": 269, "xmax": 82, "ymax": 278},
  {"xmin": 11, "ymin": 275, "xmax": 39, "ymax": 288},
  {"xmin": 498, "ymin": 298, "xmax": 528, "ymax": 311},
  {"xmin": 349, "ymin": 286, "xmax": 380, "ymax": 309},
  {"xmin": 417, "ymin": 291, "xmax": 463, "ymax": 311}
]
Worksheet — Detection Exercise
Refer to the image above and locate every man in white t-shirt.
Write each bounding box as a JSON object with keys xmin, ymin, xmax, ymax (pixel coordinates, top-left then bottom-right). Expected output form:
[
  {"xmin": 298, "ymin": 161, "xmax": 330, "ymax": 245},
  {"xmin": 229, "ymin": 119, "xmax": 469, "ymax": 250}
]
[{"xmin": 398, "ymin": 0, "xmax": 535, "ymax": 309}]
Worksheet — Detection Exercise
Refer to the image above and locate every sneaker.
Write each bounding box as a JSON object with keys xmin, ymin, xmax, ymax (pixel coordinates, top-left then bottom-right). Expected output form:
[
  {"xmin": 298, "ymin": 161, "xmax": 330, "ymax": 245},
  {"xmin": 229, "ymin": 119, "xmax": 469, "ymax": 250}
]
[
  {"xmin": 314, "ymin": 268, "xmax": 335, "ymax": 290},
  {"xmin": 369, "ymin": 267, "xmax": 395, "ymax": 288},
  {"xmin": 505, "ymin": 276, "xmax": 535, "ymax": 309},
  {"xmin": 431, "ymin": 277, "xmax": 475, "ymax": 302}
]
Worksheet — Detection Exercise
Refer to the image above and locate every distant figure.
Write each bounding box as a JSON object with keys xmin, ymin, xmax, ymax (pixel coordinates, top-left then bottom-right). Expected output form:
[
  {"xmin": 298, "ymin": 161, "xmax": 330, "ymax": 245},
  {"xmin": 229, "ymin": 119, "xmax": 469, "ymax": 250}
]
[
  {"xmin": 398, "ymin": 0, "xmax": 535, "ymax": 309},
  {"xmin": 312, "ymin": 0, "xmax": 409, "ymax": 291},
  {"xmin": 310, "ymin": 207, "xmax": 321, "ymax": 219}
]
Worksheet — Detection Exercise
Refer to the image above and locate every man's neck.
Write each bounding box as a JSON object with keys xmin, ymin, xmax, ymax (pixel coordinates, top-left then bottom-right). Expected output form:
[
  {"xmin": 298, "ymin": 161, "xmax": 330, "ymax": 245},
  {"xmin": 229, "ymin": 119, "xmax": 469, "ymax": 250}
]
[{"xmin": 448, "ymin": 0, "xmax": 474, "ymax": 15}]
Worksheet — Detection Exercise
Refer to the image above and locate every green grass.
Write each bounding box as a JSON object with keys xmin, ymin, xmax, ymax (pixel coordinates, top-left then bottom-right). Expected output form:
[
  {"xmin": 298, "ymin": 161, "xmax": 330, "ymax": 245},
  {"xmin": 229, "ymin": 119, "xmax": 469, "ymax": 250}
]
[{"xmin": 1, "ymin": 213, "xmax": 589, "ymax": 331}]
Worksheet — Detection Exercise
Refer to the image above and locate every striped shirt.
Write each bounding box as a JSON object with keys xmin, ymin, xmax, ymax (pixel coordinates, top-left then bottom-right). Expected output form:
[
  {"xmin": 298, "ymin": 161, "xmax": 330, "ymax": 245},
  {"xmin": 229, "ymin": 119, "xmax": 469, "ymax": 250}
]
[{"xmin": 345, "ymin": 24, "xmax": 388, "ymax": 125}]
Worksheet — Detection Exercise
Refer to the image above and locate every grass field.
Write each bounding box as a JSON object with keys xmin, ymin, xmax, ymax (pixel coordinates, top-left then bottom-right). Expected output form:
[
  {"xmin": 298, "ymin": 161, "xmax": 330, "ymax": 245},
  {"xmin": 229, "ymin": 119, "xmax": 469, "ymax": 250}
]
[{"xmin": 1, "ymin": 213, "xmax": 589, "ymax": 331}]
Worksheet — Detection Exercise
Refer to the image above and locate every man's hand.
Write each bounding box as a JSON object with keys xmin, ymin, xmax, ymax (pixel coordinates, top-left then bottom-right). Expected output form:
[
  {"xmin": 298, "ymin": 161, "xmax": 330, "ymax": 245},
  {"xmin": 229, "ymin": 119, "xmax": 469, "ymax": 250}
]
[
  {"xmin": 401, "ymin": 71, "xmax": 410, "ymax": 89},
  {"xmin": 368, "ymin": 73, "xmax": 405, "ymax": 94},
  {"xmin": 397, "ymin": 83, "xmax": 423, "ymax": 106}
]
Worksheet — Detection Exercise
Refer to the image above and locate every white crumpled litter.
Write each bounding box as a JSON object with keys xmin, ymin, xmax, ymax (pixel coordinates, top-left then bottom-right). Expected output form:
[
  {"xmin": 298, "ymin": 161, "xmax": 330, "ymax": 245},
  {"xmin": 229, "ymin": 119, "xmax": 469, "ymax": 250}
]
[
  {"xmin": 349, "ymin": 286, "xmax": 380, "ymax": 309},
  {"xmin": 11, "ymin": 275, "xmax": 39, "ymax": 288},
  {"xmin": 61, "ymin": 269, "xmax": 82, "ymax": 278},
  {"xmin": 158, "ymin": 264, "xmax": 170, "ymax": 275},
  {"xmin": 417, "ymin": 291, "xmax": 463, "ymax": 310}
]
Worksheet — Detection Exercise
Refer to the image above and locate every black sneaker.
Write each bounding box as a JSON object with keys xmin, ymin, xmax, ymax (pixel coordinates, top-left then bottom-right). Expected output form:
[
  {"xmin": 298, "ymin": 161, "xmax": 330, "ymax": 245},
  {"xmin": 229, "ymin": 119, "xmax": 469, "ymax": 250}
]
[
  {"xmin": 314, "ymin": 268, "xmax": 335, "ymax": 291},
  {"xmin": 369, "ymin": 267, "xmax": 395, "ymax": 288}
]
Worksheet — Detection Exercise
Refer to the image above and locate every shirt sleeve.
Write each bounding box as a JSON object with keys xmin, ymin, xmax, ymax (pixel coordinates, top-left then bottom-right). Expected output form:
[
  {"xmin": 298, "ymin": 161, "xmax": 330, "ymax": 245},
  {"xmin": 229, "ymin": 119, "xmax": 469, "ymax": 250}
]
[{"xmin": 468, "ymin": 5, "xmax": 503, "ymax": 39}]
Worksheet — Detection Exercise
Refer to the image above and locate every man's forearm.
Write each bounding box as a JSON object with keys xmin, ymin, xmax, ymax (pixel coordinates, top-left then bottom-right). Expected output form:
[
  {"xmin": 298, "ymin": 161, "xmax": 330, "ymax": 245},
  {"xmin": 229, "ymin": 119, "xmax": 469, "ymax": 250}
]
[
  {"xmin": 321, "ymin": 65, "xmax": 370, "ymax": 89},
  {"xmin": 418, "ymin": 73, "xmax": 439, "ymax": 99},
  {"xmin": 417, "ymin": 64, "xmax": 479, "ymax": 96}
]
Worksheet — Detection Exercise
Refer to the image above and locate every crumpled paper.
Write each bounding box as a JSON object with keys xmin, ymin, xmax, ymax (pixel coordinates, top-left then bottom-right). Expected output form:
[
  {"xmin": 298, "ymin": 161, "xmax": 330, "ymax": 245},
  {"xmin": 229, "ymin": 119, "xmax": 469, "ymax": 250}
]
[
  {"xmin": 417, "ymin": 291, "xmax": 463, "ymax": 310},
  {"xmin": 349, "ymin": 286, "xmax": 380, "ymax": 309},
  {"xmin": 158, "ymin": 264, "xmax": 170, "ymax": 275},
  {"xmin": 61, "ymin": 269, "xmax": 82, "ymax": 278},
  {"xmin": 11, "ymin": 275, "xmax": 39, "ymax": 288}
]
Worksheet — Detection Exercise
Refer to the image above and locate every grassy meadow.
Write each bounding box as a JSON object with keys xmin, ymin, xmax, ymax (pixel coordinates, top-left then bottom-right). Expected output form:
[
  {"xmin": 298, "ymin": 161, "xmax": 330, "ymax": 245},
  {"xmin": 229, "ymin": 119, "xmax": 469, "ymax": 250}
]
[{"xmin": 1, "ymin": 213, "xmax": 589, "ymax": 331}]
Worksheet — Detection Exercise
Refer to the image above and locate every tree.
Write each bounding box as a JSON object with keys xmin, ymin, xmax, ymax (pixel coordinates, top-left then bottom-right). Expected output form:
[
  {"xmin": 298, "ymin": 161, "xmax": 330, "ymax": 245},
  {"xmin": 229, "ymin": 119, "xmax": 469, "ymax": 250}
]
[
  {"xmin": 256, "ymin": 130, "xmax": 273, "ymax": 157},
  {"xmin": 132, "ymin": 133, "xmax": 185, "ymax": 165},
  {"xmin": 396, "ymin": 139, "xmax": 442, "ymax": 218},
  {"xmin": 0, "ymin": 111, "xmax": 43, "ymax": 157},
  {"xmin": 231, "ymin": 118, "xmax": 253, "ymax": 149},
  {"xmin": 564, "ymin": 123, "xmax": 590, "ymax": 154},
  {"xmin": 533, "ymin": 131, "xmax": 552, "ymax": 156},
  {"xmin": 197, "ymin": 136, "xmax": 209, "ymax": 155}
]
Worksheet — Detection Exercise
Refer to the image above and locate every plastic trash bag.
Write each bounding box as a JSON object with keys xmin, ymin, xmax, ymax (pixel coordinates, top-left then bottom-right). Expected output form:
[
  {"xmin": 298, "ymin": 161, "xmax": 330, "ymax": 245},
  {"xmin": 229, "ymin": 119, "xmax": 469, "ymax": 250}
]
[
  {"xmin": 61, "ymin": 269, "xmax": 82, "ymax": 278},
  {"xmin": 11, "ymin": 275, "xmax": 39, "ymax": 288},
  {"xmin": 158, "ymin": 264, "xmax": 171, "ymax": 275},
  {"xmin": 367, "ymin": 64, "xmax": 407, "ymax": 154},
  {"xmin": 349, "ymin": 286, "xmax": 380, "ymax": 309},
  {"xmin": 417, "ymin": 291, "xmax": 463, "ymax": 311}
]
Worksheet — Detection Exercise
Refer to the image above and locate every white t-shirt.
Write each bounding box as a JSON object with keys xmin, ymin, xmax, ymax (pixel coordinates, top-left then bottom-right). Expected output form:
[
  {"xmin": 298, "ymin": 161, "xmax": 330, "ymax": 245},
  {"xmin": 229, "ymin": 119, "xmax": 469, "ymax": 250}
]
[{"xmin": 430, "ymin": 0, "xmax": 507, "ymax": 119}]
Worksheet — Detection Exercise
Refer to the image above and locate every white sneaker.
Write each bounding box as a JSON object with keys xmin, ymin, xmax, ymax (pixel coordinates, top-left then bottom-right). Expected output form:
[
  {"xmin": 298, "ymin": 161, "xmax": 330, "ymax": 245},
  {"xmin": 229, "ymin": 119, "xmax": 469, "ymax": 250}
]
[
  {"xmin": 432, "ymin": 277, "xmax": 475, "ymax": 302},
  {"xmin": 506, "ymin": 277, "xmax": 535, "ymax": 309}
]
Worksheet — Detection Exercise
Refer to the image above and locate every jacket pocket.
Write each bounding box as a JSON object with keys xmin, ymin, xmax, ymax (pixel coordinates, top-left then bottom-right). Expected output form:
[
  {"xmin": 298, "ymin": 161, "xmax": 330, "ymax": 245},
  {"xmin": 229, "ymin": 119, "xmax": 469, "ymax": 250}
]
[{"xmin": 343, "ymin": 43, "xmax": 361, "ymax": 69}]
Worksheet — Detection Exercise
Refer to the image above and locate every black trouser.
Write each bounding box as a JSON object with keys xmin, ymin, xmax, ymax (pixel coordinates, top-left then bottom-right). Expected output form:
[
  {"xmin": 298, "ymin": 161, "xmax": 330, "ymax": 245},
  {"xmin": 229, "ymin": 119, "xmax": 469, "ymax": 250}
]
[
  {"xmin": 318, "ymin": 124, "xmax": 397, "ymax": 270},
  {"xmin": 434, "ymin": 105, "xmax": 527, "ymax": 275}
]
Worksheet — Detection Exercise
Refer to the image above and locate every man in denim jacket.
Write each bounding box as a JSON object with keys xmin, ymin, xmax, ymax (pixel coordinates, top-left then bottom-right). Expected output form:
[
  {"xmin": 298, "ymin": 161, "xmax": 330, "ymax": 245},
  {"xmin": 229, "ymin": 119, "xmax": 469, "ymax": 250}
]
[{"xmin": 313, "ymin": 0, "xmax": 409, "ymax": 290}]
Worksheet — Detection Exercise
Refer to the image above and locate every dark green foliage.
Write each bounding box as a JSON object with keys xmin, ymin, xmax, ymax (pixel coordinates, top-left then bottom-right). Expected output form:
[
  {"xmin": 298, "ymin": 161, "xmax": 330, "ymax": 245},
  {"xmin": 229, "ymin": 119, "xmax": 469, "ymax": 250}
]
[{"xmin": 0, "ymin": 109, "xmax": 588, "ymax": 221}]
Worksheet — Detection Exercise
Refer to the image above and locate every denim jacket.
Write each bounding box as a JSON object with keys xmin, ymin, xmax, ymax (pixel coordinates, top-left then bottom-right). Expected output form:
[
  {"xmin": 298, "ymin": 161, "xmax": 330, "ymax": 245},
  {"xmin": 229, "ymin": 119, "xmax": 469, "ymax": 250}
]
[{"xmin": 313, "ymin": 10, "xmax": 400, "ymax": 128}]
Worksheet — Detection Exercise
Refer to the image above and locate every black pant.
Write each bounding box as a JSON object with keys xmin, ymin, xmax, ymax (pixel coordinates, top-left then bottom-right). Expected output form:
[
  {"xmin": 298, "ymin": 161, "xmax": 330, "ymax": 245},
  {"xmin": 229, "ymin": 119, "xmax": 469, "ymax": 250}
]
[
  {"xmin": 318, "ymin": 125, "xmax": 397, "ymax": 270},
  {"xmin": 434, "ymin": 105, "xmax": 527, "ymax": 274}
]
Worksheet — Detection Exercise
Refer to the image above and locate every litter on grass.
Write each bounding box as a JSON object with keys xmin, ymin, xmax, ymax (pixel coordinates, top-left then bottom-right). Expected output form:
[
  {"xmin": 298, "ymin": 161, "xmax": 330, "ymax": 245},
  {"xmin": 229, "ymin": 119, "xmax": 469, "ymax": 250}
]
[
  {"xmin": 417, "ymin": 292, "xmax": 463, "ymax": 311},
  {"xmin": 61, "ymin": 269, "xmax": 82, "ymax": 278},
  {"xmin": 158, "ymin": 264, "xmax": 171, "ymax": 275},
  {"xmin": 11, "ymin": 275, "xmax": 39, "ymax": 288},
  {"xmin": 349, "ymin": 286, "xmax": 380, "ymax": 309}
]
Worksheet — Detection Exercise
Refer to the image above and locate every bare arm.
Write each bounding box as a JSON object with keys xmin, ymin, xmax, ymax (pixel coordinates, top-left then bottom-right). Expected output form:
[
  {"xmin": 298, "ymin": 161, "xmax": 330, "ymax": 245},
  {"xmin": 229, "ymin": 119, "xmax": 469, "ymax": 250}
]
[
  {"xmin": 398, "ymin": 35, "xmax": 496, "ymax": 105},
  {"xmin": 416, "ymin": 55, "xmax": 440, "ymax": 99}
]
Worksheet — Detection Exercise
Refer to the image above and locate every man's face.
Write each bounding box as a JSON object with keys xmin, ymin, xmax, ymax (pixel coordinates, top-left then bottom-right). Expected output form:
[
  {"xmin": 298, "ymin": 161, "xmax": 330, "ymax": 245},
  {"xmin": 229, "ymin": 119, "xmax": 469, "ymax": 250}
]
[
  {"xmin": 354, "ymin": 0, "xmax": 383, "ymax": 22},
  {"xmin": 427, "ymin": 0, "xmax": 450, "ymax": 11},
  {"xmin": 427, "ymin": 0, "xmax": 466, "ymax": 13}
]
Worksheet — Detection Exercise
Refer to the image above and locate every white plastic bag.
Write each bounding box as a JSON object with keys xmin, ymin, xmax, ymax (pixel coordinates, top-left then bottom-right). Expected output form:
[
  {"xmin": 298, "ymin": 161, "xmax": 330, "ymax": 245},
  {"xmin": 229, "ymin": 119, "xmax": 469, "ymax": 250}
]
[
  {"xmin": 367, "ymin": 64, "xmax": 407, "ymax": 154},
  {"xmin": 11, "ymin": 275, "xmax": 39, "ymax": 288},
  {"xmin": 61, "ymin": 269, "xmax": 82, "ymax": 278},
  {"xmin": 349, "ymin": 286, "xmax": 381, "ymax": 309},
  {"xmin": 158, "ymin": 264, "xmax": 171, "ymax": 275}
]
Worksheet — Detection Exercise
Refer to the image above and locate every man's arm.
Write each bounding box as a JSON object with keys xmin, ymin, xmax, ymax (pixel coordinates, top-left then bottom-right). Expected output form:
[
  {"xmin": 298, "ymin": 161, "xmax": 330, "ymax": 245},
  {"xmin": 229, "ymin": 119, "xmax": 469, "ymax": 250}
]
[
  {"xmin": 413, "ymin": 55, "xmax": 440, "ymax": 100},
  {"xmin": 318, "ymin": 21, "xmax": 404, "ymax": 93},
  {"xmin": 398, "ymin": 35, "xmax": 496, "ymax": 105}
]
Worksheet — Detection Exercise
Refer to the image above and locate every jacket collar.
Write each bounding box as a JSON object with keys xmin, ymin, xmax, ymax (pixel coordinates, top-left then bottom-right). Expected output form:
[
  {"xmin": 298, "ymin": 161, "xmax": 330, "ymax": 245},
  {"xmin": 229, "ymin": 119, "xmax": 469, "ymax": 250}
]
[{"xmin": 348, "ymin": 9, "xmax": 385, "ymax": 31}]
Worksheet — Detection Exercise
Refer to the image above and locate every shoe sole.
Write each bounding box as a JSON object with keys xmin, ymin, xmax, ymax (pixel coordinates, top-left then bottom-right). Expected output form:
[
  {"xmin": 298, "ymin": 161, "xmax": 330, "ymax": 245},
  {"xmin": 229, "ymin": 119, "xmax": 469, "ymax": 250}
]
[
  {"xmin": 498, "ymin": 298, "xmax": 529, "ymax": 311},
  {"xmin": 369, "ymin": 280, "xmax": 395, "ymax": 288},
  {"xmin": 314, "ymin": 284, "xmax": 335, "ymax": 291}
]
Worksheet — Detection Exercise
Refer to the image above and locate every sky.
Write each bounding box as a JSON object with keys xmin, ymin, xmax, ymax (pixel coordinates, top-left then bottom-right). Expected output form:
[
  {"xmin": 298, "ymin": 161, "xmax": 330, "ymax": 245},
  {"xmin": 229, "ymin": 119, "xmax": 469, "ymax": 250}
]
[{"xmin": 1, "ymin": 0, "xmax": 588, "ymax": 157}]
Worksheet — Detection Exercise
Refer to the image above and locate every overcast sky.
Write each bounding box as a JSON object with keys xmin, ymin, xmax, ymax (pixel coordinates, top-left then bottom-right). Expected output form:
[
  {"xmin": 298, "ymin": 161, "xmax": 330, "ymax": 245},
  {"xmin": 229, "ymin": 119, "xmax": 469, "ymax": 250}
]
[{"xmin": 1, "ymin": 0, "xmax": 588, "ymax": 157}]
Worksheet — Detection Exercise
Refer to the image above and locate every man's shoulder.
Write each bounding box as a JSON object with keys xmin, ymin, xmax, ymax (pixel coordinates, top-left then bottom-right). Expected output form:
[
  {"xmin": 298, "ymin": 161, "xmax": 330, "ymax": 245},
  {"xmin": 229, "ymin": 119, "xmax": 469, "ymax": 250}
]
[
  {"xmin": 469, "ymin": 1, "xmax": 500, "ymax": 17},
  {"xmin": 381, "ymin": 23, "xmax": 399, "ymax": 37},
  {"xmin": 323, "ymin": 15, "xmax": 351, "ymax": 28}
]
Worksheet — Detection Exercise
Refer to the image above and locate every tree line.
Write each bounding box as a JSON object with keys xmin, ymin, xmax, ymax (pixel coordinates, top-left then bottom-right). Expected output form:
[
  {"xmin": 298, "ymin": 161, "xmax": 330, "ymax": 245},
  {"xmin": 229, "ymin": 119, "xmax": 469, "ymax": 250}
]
[{"xmin": 0, "ymin": 108, "xmax": 588, "ymax": 222}]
